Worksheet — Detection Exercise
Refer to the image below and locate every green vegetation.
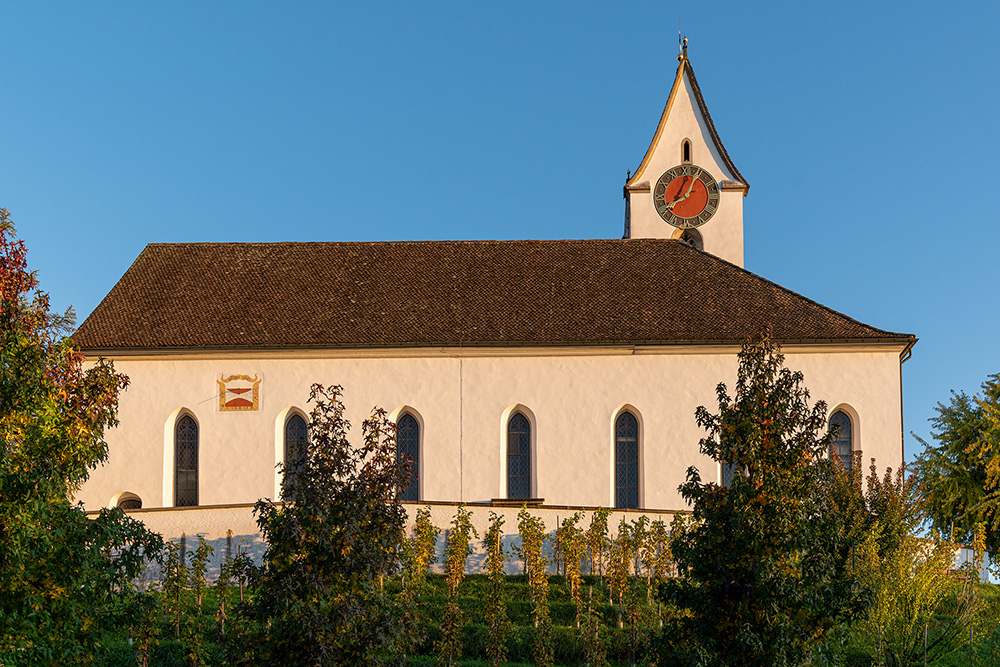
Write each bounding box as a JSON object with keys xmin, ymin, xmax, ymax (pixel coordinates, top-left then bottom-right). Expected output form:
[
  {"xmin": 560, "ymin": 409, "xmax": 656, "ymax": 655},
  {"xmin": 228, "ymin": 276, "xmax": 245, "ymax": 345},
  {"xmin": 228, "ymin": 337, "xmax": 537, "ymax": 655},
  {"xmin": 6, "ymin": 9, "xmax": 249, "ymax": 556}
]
[
  {"xmin": 0, "ymin": 208, "xmax": 162, "ymax": 666},
  {"xmin": 4, "ymin": 210, "xmax": 999, "ymax": 667},
  {"xmin": 912, "ymin": 373, "xmax": 1000, "ymax": 557},
  {"xmin": 86, "ymin": 570, "xmax": 1000, "ymax": 666},
  {"xmin": 663, "ymin": 337, "xmax": 868, "ymax": 666},
  {"xmin": 247, "ymin": 384, "xmax": 416, "ymax": 665}
]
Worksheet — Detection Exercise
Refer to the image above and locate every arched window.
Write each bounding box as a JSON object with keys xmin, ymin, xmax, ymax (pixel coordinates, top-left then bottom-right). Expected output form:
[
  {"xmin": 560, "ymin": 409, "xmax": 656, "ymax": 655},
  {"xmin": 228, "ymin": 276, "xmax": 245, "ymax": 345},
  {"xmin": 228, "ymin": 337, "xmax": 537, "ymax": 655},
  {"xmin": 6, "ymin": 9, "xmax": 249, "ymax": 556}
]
[
  {"xmin": 116, "ymin": 492, "xmax": 142, "ymax": 510},
  {"xmin": 174, "ymin": 415, "xmax": 198, "ymax": 507},
  {"xmin": 682, "ymin": 139, "xmax": 692, "ymax": 163},
  {"xmin": 615, "ymin": 412, "xmax": 640, "ymax": 508},
  {"xmin": 283, "ymin": 413, "xmax": 308, "ymax": 498},
  {"xmin": 507, "ymin": 412, "xmax": 531, "ymax": 499},
  {"xmin": 829, "ymin": 410, "xmax": 853, "ymax": 474},
  {"xmin": 397, "ymin": 413, "xmax": 420, "ymax": 501},
  {"xmin": 679, "ymin": 228, "xmax": 703, "ymax": 251}
]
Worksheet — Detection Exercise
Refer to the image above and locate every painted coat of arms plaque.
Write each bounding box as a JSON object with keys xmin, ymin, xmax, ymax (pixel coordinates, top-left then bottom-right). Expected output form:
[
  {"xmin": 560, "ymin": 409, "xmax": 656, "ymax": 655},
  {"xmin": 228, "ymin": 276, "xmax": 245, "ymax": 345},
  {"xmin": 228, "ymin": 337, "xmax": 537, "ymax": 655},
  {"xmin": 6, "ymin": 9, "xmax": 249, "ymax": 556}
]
[{"xmin": 218, "ymin": 374, "xmax": 261, "ymax": 411}]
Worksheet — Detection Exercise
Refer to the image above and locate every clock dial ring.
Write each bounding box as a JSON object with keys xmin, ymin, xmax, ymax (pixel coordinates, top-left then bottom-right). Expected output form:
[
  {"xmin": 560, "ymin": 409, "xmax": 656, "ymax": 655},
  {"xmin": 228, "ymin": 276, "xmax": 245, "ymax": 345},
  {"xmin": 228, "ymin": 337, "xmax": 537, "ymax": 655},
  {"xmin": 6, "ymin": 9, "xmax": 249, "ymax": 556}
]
[{"xmin": 652, "ymin": 164, "xmax": 720, "ymax": 229}]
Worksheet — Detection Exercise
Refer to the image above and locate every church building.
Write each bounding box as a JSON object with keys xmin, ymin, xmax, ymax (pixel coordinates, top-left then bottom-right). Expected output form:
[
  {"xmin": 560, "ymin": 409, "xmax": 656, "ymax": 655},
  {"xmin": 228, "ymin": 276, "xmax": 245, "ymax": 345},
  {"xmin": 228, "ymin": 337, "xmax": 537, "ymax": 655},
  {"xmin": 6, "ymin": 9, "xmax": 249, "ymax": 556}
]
[{"xmin": 72, "ymin": 45, "xmax": 915, "ymax": 539}]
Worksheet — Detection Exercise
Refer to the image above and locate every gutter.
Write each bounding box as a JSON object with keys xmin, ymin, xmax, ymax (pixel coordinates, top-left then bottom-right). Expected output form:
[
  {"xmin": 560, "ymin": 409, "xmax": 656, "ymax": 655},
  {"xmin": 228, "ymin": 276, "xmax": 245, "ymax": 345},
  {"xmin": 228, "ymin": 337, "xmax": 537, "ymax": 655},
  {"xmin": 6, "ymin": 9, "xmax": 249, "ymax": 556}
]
[
  {"xmin": 898, "ymin": 336, "xmax": 918, "ymax": 470},
  {"xmin": 76, "ymin": 336, "xmax": 919, "ymax": 358}
]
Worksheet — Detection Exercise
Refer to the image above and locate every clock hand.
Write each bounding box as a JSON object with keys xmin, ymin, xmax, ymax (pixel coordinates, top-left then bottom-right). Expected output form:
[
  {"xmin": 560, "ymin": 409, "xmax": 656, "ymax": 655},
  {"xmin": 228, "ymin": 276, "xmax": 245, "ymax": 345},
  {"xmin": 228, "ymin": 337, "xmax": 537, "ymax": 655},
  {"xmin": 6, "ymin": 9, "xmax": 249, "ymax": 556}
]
[
  {"xmin": 666, "ymin": 176, "xmax": 698, "ymax": 210},
  {"xmin": 681, "ymin": 175, "xmax": 697, "ymax": 198}
]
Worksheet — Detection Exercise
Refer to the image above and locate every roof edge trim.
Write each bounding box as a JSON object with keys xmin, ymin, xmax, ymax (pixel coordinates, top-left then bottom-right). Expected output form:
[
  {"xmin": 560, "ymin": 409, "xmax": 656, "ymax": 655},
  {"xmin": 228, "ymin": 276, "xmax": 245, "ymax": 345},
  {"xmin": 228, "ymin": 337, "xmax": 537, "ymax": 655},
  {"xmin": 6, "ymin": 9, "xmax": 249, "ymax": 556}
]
[{"xmin": 77, "ymin": 337, "xmax": 917, "ymax": 357}]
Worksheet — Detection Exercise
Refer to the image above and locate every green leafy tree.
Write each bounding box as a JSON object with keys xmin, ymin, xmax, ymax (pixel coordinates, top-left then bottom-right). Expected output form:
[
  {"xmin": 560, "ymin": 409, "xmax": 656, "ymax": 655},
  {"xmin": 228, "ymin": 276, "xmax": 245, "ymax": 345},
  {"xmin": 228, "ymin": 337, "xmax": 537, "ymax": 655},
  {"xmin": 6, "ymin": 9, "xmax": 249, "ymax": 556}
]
[
  {"xmin": 517, "ymin": 506, "xmax": 554, "ymax": 667},
  {"xmin": 402, "ymin": 505, "xmax": 440, "ymax": 597},
  {"xmin": 585, "ymin": 507, "xmax": 611, "ymax": 577},
  {"xmin": 662, "ymin": 337, "xmax": 867, "ymax": 667},
  {"xmin": 161, "ymin": 540, "xmax": 188, "ymax": 639},
  {"xmin": 183, "ymin": 536, "xmax": 214, "ymax": 667},
  {"xmin": 437, "ymin": 504, "xmax": 478, "ymax": 666},
  {"xmin": 0, "ymin": 208, "xmax": 162, "ymax": 666},
  {"xmin": 215, "ymin": 542, "xmax": 234, "ymax": 638},
  {"xmin": 912, "ymin": 374, "xmax": 1000, "ymax": 556},
  {"xmin": 483, "ymin": 512, "xmax": 513, "ymax": 667},
  {"xmin": 249, "ymin": 384, "xmax": 415, "ymax": 665},
  {"xmin": 844, "ymin": 465, "xmax": 1000, "ymax": 667},
  {"xmin": 606, "ymin": 517, "xmax": 634, "ymax": 627},
  {"xmin": 556, "ymin": 511, "xmax": 586, "ymax": 627}
]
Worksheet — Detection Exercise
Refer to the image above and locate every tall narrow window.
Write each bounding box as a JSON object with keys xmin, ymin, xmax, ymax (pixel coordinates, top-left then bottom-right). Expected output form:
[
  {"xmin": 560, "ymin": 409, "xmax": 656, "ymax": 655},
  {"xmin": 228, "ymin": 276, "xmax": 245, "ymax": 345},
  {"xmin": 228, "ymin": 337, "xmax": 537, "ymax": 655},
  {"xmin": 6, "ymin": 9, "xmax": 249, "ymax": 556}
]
[
  {"xmin": 615, "ymin": 412, "xmax": 639, "ymax": 508},
  {"xmin": 829, "ymin": 410, "xmax": 853, "ymax": 474},
  {"xmin": 507, "ymin": 412, "xmax": 531, "ymax": 499},
  {"xmin": 174, "ymin": 415, "xmax": 198, "ymax": 507},
  {"xmin": 284, "ymin": 413, "xmax": 308, "ymax": 498},
  {"xmin": 682, "ymin": 139, "xmax": 692, "ymax": 163},
  {"xmin": 397, "ymin": 413, "xmax": 420, "ymax": 501},
  {"xmin": 721, "ymin": 461, "xmax": 737, "ymax": 487}
]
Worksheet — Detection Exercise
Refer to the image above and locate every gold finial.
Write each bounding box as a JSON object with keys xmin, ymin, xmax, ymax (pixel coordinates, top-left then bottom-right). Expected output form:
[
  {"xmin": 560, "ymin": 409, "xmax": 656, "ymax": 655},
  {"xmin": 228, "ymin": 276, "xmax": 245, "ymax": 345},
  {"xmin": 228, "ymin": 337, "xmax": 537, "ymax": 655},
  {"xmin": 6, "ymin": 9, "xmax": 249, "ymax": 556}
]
[{"xmin": 682, "ymin": 36, "xmax": 688, "ymax": 60}]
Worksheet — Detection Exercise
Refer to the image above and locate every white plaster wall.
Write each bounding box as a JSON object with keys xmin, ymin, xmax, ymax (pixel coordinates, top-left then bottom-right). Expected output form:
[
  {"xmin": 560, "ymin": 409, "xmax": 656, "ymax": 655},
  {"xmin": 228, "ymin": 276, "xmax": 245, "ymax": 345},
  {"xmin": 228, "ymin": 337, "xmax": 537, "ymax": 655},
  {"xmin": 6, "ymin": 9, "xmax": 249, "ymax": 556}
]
[
  {"xmin": 628, "ymin": 68, "xmax": 745, "ymax": 266},
  {"xmin": 78, "ymin": 344, "xmax": 905, "ymax": 514}
]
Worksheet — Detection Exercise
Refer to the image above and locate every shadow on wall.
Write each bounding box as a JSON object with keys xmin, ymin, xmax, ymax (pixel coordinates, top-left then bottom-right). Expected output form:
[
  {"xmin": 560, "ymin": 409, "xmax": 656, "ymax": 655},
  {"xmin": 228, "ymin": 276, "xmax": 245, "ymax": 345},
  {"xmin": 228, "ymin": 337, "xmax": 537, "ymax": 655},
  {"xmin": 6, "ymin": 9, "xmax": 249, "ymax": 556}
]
[{"xmin": 139, "ymin": 532, "xmax": 268, "ymax": 586}]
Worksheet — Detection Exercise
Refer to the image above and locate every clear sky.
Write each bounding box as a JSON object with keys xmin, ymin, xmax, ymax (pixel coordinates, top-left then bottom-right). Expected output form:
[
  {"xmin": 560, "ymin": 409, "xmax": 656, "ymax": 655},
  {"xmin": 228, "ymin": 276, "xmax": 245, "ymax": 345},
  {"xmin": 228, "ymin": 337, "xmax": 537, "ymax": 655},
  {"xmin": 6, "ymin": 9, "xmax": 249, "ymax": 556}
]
[{"xmin": 2, "ymin": 2, "xmax": 998, "ymax": 461}]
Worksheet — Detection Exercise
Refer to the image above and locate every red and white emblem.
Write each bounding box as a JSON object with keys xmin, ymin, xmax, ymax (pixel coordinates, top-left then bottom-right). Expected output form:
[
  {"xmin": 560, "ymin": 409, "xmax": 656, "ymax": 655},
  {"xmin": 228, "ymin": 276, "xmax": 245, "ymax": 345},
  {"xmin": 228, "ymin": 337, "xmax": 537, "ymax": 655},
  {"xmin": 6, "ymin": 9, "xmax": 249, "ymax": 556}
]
[{"xmin": 217, "ymin": 374, "xmax": 261, "ymax": 411}]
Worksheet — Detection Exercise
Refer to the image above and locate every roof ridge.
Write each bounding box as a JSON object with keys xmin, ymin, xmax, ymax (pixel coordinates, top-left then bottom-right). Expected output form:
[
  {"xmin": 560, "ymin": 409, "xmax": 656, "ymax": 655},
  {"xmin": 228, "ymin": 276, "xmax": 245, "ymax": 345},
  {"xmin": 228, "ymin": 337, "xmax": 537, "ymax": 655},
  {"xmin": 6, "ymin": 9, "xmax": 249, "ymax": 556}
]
[{"xmin": 144, "ymin": 238, "xmax": 672, "ymax": 249}]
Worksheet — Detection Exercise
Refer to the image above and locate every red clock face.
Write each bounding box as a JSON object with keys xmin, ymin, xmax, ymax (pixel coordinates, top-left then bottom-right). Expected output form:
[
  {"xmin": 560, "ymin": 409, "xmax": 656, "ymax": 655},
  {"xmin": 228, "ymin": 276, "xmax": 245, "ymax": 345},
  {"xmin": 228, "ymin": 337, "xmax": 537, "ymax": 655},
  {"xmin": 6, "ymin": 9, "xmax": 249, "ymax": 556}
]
[{"xmin": 652, "ymin": 164, "xmax": 720, "ymax": 229}]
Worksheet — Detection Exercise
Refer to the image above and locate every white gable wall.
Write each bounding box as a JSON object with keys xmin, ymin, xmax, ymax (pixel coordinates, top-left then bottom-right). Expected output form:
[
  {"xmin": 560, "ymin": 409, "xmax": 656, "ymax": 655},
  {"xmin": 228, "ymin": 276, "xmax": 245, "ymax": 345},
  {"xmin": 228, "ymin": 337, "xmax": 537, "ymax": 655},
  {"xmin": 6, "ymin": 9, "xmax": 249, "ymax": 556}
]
[{"xmin": 627, "ymin": 65, "xmax": 746, "ymax": 267}]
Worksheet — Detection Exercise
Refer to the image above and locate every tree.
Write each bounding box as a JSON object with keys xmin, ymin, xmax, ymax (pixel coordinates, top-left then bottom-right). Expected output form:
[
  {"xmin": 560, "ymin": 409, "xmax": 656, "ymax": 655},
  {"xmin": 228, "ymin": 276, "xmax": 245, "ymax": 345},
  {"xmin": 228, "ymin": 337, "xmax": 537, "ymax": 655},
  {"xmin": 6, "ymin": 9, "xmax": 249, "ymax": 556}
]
[
  {"xmin": 662, "ymin": 337, "xmax": 867, "ymax": 667},
  {"xmin": 436, "ymin": 505, "xmax": 478, "ymax": 666},
  {"xmin": 0, "ymin": 208, "xmax": 162, "ymax": 665},
  {"xmin": 249, "ymin": 383, "xmax": 416, "ymax": 665},
  {"xmin": 516, "ymin": 507, "xmax": 554, "ymax": 667},
  {"xmin": 912, "ymin": 374, "xmax": 1000, "ymax": 556},
  {"xmin": 483, "ymin": 511, "xmax": 513, "ymax": 667}
]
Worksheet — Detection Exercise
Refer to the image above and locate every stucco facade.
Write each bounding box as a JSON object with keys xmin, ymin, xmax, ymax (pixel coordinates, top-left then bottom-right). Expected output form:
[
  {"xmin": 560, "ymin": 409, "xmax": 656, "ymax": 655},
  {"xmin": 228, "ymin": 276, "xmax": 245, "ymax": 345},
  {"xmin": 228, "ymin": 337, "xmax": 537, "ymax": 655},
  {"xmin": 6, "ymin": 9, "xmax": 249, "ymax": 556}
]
[{"xmin": 78, "ymin": 343, "xmax": 907, "ymax": 513}]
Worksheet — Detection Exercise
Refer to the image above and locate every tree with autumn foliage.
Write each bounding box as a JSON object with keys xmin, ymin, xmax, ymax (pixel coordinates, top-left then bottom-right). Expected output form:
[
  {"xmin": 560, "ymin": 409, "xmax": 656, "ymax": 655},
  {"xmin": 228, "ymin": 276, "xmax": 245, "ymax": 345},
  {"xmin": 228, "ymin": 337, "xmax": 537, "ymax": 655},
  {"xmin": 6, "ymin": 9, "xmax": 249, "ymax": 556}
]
[
  {"xmin": 912, "ymin": 373, "xmax": 1000, "ymax": 558},
  {"xmin": 0, "ymin": 208, "xmax": 163, "ymax": 665},
  {"xmin": 248, "ymin": 384, "xmax": 417, "ymax": 666},
  {"xmin": 661, "ymin": 337, "xmax": 867, "ymax": 667}
]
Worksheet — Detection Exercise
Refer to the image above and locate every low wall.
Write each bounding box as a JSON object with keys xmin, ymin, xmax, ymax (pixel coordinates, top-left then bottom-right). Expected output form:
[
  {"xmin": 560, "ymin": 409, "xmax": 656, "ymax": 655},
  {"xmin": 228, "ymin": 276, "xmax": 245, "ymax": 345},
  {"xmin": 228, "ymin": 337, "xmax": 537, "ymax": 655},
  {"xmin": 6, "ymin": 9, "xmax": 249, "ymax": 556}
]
[{"xmin": 92, "ymin": 501, "xmax": 683, "ymax": 581}]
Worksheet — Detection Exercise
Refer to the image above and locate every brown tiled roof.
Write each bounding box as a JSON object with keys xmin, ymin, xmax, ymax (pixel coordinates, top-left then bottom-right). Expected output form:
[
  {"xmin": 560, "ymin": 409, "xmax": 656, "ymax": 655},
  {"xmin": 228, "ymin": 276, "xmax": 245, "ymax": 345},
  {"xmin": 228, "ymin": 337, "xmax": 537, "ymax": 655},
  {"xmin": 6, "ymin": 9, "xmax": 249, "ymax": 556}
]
[{"xmin": 72, "ymin": 239, "xmax": 912, "ymax": 351}]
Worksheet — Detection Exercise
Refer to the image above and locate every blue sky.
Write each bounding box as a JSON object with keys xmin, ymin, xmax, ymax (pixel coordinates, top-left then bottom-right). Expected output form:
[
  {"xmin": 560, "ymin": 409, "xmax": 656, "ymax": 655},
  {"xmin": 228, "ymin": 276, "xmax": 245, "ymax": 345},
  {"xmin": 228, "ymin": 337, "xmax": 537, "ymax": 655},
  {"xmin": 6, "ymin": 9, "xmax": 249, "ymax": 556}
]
[{"xmin": 2, "ymin": 2, "xmax": 998, "ymax": 459}]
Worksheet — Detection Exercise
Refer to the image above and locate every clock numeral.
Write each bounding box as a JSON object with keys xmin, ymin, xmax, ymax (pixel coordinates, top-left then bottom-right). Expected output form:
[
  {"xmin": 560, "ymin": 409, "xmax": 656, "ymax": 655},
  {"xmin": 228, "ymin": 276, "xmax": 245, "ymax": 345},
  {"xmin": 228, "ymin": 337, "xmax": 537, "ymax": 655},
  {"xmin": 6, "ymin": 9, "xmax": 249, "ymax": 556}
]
[{"xmin": 703, "ymin": 204, "xmax": 716, "ymax": 215}]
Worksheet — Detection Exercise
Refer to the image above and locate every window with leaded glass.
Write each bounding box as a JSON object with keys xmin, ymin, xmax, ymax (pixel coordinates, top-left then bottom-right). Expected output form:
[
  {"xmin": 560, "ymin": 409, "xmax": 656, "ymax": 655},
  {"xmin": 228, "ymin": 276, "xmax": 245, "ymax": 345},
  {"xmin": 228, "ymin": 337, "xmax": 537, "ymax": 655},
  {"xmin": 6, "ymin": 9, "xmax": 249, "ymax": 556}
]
[
  {"xmin": 829, "ymin": 410, "xmax": 853, "ymax": 474},
  {"xmin": 174, "ymin": 415, "xmax": 198, "ymax": 507},
  {"xmin": 507, "ymin": 412, "xmax": 531, "ymax": 500},
  {"xmin": 117, "ymin": 494, "xmax": 142, "ymax": 510},
  {"xmin": 284, "ymin": 413, "xmax": 308, "ymax": 498},
  {"xmin": 615, "ymin": 412, "xmax": 640, "ymax": 508},
  {"xmin": 397, "ymin": 413, "xmax": 419, "ymax": 501},
  {"xmin": 721, "ymin": 461, "xmax": 736, "ymax": 487}
]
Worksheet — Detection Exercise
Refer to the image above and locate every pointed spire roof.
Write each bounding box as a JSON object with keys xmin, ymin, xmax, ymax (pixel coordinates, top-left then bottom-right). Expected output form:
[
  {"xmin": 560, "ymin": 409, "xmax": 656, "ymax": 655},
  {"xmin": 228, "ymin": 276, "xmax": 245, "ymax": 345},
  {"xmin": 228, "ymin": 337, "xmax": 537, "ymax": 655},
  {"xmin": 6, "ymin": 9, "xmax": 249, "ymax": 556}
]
[{"xmin": 626, "ymin": 48, "xmax": 748, "ymax": 191}]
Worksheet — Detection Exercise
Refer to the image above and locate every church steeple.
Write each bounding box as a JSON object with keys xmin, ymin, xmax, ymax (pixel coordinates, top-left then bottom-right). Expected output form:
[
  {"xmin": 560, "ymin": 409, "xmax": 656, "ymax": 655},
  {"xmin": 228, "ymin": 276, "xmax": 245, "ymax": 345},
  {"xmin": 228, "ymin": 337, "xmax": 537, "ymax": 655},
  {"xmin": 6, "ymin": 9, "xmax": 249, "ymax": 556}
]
[{"xmin": 623, "ymin": 42, "xmax": 748, "ymax": 267}]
